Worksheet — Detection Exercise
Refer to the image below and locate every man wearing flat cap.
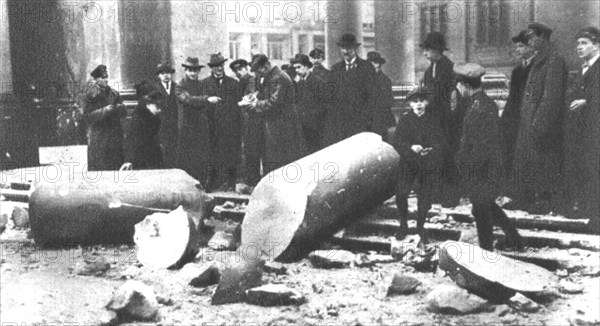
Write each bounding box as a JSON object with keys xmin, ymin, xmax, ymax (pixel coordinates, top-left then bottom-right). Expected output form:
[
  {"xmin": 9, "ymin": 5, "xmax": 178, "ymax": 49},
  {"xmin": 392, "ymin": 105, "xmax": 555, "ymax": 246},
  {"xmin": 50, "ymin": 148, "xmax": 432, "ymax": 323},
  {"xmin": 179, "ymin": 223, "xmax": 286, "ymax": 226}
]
[
  {"xmin": 322, "ymin": 33, "xmax": 377, "ymax": 146},
  {"xmin": 291, "ymin": 53, "xmax": 327, "ymax": 154},
  {"xmin": 81, "ymin": 64, "xmax": 127, "ymax": 171},
  {"xmin": 419, "ymin": 31, "xmax": 460, "ymax": 207},
  {"xmin": 246, "ymin": 54, "xmax": 305, "ymax": 175},
  {"xmin": 563, "ymin": 26, "xmax": 600, "ymax": 232},
  {"xmin": 198, "ymin": 53, "xmax": 243, "ymax": 191},
  {"xmin": 154, "ymin": 62, "xmax": 179, "ymax": 168},
  {"xmin": 512, "ymin": 22, "xmax": 568, "ymax": 213},
  {"xmin": 175, "ymin": 56, "xmax": 212, "ymax": 185},
  {"xmin": 454, "ymin": 63, "xmax": 523, "ymax": 251},
  {"xmin": 309, "ymin": 48, "xmax": 332, "ymax": 82},
  {"xmin": 367, "ymin": 51, "xmax": 395, "ymax": 142},
  {"xmin": 500, "ymin": 31, "xmax": 535, "ymax": 177}
]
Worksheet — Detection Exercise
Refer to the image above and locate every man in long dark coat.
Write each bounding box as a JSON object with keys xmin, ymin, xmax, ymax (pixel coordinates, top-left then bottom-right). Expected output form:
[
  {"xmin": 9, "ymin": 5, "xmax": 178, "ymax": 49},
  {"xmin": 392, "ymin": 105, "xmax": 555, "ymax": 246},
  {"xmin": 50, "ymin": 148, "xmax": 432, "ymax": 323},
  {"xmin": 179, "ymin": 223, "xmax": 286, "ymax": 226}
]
[
  {"xmin": 512, "ymin": 22, "xmax": 568, "ymax": 213},
  {"xmin": 128, "ymin": 81, "xmax": 165, "ymax": 170},
  {"xmin": 419, "ymin": 32, "xmax": 460, "ymax": 207},
  {"xmin": 322, "ymin": 33, "xmax": 376, "ymax": 147},
  {"xmin": 199, "ymin": 53, "xmax": 243, "ymax": 191},
  {"xmin": 367, "ymin": 51, "xmax": 395, "ymax": 142},
  {"xmin": 455, "ymin": 63, "xmax": 522, "ymax": 251},
  {"xmin": 175, "ymin": 57, "xmax": 211, "ymax": 185},
  {"xmin": 154, "ymin": 62, "xmax": 179, "ymax": 168},
  {"xmin": 247, "ymin": 54, "xmax": 305, "ymax": 174},
  {"xmin": 500, "ymin": 31, "xmax": 535, "ymax": 176},
  {"xmin": 82, "ymin": 64, "xmax": 126, "ymax": 171},
  {"xmin": 563, "ymin": 27, "xmax": 600, "ymax": 233},
  {"xmin": 291, "ymin": 53, "xmax": 327, "ymax": 154},
  {"xmin": 231, "ymin": 59, "xmax": 263, "ymax": 187}
]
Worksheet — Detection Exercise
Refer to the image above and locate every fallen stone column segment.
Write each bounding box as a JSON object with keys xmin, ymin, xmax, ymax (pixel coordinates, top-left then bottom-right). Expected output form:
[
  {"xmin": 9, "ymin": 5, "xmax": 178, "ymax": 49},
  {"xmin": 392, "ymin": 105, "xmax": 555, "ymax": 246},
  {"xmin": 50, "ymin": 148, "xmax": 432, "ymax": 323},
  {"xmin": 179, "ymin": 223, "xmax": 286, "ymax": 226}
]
[
  {"xmin": 29, "ymin": 169, "xmax": 214, "ymax": 246},
  {"xmin": 438, "ymin": 240, "xmax": 558, "ymax": 303},
  {"xmin": 241, "ymin": 132, "xmax": 400, "ymax": 262}
]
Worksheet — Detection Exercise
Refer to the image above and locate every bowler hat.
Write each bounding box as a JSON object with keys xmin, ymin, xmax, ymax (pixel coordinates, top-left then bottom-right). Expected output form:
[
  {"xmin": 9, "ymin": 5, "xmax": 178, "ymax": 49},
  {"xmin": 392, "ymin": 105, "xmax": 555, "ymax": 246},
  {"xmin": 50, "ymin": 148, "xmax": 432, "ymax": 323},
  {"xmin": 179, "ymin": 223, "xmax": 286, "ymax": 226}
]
[
  {"xmin": 419, "ymin": 32, "xmax": 449, "ymax": 51},
  {"xmin": 182, "ymin": 57, "xmax": 205, "ymax": 69},
  {"xmin": 250, "ymin": 54, "xmax": 269, "ymax": 72},
  {"xmin": 511, "ymin": 30, "xmax": 530, "ymax": 45},
  {"xmin": 156, "ymin": 62, "xmax": 175, "ymax": 75},
  {"xmin": 230, "ymin": 59, "xmax": 249, "ymax": 71},
  {"xmin": 576, "ymin": 26, "xmax": 600, "ymax": 43},
  {"xmin": 454, "ymin": 62, "xmax": 486, "ymax": 83},
  {"xmin": 336, "ymin": 33, "xmax": 361, "ymax": 48},
  {"xmin": 309, "ymin": 48, "xmax": 325, "ymax": 59},
  {"xmin": 366, "ymin": 51, "xmax": 386, "ymax": 64},
  {"xmin": 208, "ymin": 53, "xmax": 228, "ymax": 67},
  {"xmin": 528, "ymin": 22, "xmax": 553, "ymax": 38},
  {"xmin": 90, "ymin": 64, "xmax": 108, "ymax": 79},
  {"xmin": 290, "ymin": 54, "xmax": 313, "ymax": 68}
]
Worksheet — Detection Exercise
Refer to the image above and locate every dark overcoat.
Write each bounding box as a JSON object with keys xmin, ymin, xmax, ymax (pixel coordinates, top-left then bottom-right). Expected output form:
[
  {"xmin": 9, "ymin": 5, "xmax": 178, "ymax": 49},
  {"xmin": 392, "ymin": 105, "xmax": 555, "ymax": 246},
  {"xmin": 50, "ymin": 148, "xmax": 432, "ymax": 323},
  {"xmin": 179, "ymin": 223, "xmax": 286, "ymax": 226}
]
[
  {"xmin": 154, "ymin": 80, "xmax": 179, "ymax": 168},
  {"xmin": 457, "ymin": 90, "xmax": 504, "ymax": 201},
  {"xmin": 422, "ymin": 55, "xmax": 455, "ymax": 124},
  {"xmin": 82, "ymin": 82, "xmax": 126, "ymax": 171},
  {"xmin": 253, "ymin": 66, "xmax": 305, "ymax": 172},
  {"xmin": 175, "ymin": 77, "xmax": 211, "ymax": 184},
  {"xmin": 294, "ymin": 72, "xmax": 327, "ymax": 153},
  {"xmin": 513, "ymin": 46, "xmax": 567, "ymax": 195},
  {"xmin": 198, "ymin": 75, "xmax": 243, "ymax": 170},
  {"xmin": 127, "ymin": 102, "xmax": 163, "ymax": 170},
  {"xmin": 372, "ymin": 71, "xmax": 395, "ymax": 141},
  {"xmin": 563, "ymin": 58, "xmax": 600, "ymax": 220},
  {"xmin": 500, "ymin": 62, "xmax": 532, "ymax": 174},
  {"xmin": 322, "ymin": 57, "xmax": 376, "ymax": 146}
]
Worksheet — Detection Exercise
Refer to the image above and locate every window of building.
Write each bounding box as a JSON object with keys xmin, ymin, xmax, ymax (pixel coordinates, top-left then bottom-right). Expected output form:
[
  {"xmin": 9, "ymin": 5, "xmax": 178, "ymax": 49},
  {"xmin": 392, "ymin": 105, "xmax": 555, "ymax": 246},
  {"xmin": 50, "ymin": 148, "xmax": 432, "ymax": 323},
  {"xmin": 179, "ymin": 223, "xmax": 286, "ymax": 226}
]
[
  {"xmin": 229, "ymin": 33, "xmax": 241, "ymax": 59},
  {"xmin": 299, "ymin": 34, "xmax": 309, "ymax": 54},
  {"xmin": 267, "ymin": 34, "xmax": 286, "ymax": 60},
  {"xmin": 420, "ymin": 2, "xmax": 448, "ymax": 37},
  {"xmin": 313, "ymin": 35, "xmax": 325, "ymax": 52},
  {"xmin": 475, "ymin": 0, "xmax": 510, "ymax": 48}
]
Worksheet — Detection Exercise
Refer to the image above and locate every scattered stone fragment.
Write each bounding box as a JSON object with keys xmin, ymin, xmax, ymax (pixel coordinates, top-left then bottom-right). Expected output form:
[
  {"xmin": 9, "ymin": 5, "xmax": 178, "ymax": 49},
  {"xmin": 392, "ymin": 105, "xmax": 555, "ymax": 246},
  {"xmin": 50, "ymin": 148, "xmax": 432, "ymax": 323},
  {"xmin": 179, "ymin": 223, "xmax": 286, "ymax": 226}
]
[
  {"xmin": 495, "ymin": 304, "xmax": 512, "ymax": 317},
  {"xmin": 105, "ymin": 280, "xmax": 159, "ymax": 322},
  {"xmin": 556, "ymin": 269, "xmax": 569, "ymax": 278},
  {"xmin": 569, "ymin": 310, "xmax": 600, "ymax": 326},
  {"xmin": 245, "ymin": 284, "xmax": 306, "ymax": 306},
  {"xmin": 0, "ymin": 214, "xmax": 8, "ymax": 234},
  {"xmin": 189, "ymin": 264, "xmax": 221, "ymax": 288},
  {"xmin": 11, "ymin": 206, "xmax": 29, "ymax": 228},
  {"xmin": 156, "ymin": 295, "xmax": 174, "ymax": 306},
  {"xmin": 386, "ymin": 274, "xmax": 421, "ymax": 296},
  {"xmin": 403, "ymin": 246, "xmax": 438, "ymax": 273},
  {"xmin": 264, "ymin": 261, "xmax": 287, "ymax": 275},
  {"xmin": 390, "ymin": 234, "xmax": 421, "ymax": 259},
  {"xmin": 458, "ymin": 229, "xmax": 479, "ymax": 246},
  {"xmin": 73, "ymin": 256, "xmax": 111, "ymax": 276},
  {"xmin": 354, "ymin": 253, "xmax": 396, "ymax": 267},
  {"xmin": 429, "ymin": 215, "xmax": 448, "ymax": 224},
  {"xmin": 508, "ymin": 293, "xmax": 541, "ymax": 313},
  {"xmin": 211, "ymin": 260, "xmax": 264, "ymax": 305},
  {"xmin": 581, "ymin": 265, "xmax": 600, "ymax": 277},
  {"xmin": 559, "ymin": 279, "xmax": 585, "ymax": 294},
  {"xmin": 308, "ymin": 250, "xmax": 355, "ymax": 269},
  {"xmin": 426, "ymin": 284, "xmax": 492, "ymax": 315},
  {"xmin": 222, "ymin": 201, "xmax": 235, "ymax": 209},
  {"xmin": 208, "ymin": 231, "xmax": 237, "ymax": 251},
  {"xmin": 97, "ymin": 310, "xmax": 118, "ymax": 326}
]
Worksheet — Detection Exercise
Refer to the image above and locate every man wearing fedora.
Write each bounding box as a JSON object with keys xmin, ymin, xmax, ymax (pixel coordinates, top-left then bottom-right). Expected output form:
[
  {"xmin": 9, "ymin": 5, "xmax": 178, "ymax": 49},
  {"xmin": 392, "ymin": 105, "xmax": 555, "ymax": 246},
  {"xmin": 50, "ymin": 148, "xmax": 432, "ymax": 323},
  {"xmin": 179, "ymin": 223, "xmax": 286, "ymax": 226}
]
[
  {"xmin": 291, "ymin": 53, "xmax": 327, "ymax": 154},
  {"xmin": 175, "ymin": 56, "xmax": 212, "ymax": 186},
  {"xmin": 512, "ymin": 22, "xmax": 567, "ymax": 214},
  {"xmin": 419, "ymin": 31, "xmax": 460, "ymax": 207},
  {"xmin": 322, "ymin": 33, "xmax": 377, "ymax": 146},
  {"xmin": 246, "ymin": 54, "xmax": 305, "ymax": 174},
  {"xmin": 198, "ymin": 53, "xmax": 243, "ymax": 192},
  {"xmin": 367, "ymin": 51, "xmax": 395, "ymax": 142},
  {"xmin": 154, "ymin": 62, "xmax": 179, "ymax": 168},
  {"xmin": 82, "ymin": 64, "xmax": 127, "ymax": 171}
]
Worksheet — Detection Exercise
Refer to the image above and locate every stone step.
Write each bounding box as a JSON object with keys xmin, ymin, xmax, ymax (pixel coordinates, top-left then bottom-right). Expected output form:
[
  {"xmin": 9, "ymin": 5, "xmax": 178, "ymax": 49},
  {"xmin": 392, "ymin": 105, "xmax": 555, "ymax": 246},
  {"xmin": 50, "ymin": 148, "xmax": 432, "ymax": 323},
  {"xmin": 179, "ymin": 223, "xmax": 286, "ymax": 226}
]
[
  {"xmin": 334, "ymin": 220, "xmax": 600, "ymax": 252},
  {"xmin": 0, "ymin": 188, "xmax": 31, "ymax": 202}
]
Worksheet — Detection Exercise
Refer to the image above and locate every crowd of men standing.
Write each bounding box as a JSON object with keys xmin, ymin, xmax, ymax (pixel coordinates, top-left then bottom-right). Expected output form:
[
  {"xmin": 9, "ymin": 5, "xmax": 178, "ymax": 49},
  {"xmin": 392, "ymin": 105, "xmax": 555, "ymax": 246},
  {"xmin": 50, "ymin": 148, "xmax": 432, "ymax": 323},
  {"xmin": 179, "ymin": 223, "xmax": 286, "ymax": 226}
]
[{"xmin": 80, "ymin": 22, "xmax": 599, "ymax": 235}]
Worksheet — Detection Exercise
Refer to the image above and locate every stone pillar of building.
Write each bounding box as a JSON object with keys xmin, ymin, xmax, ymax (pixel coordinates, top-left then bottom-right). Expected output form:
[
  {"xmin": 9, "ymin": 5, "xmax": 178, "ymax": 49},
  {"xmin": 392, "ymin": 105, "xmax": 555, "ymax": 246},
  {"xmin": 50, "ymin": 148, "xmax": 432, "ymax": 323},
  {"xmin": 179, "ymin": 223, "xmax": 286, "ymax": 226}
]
[
  {"xmin": 324, "ymin": 0, "xmax": 362, "ymax": 68},
  {"xmin": 374, "ymin": 0, "xmax": 416, "ymax": 84},
  {"xmin": 239, "ymin": 33, "xmax": 252, "ymax": 60},
  {"xmin": 170, "ymin": 0, "xmax": 228, "ymax": 80}
]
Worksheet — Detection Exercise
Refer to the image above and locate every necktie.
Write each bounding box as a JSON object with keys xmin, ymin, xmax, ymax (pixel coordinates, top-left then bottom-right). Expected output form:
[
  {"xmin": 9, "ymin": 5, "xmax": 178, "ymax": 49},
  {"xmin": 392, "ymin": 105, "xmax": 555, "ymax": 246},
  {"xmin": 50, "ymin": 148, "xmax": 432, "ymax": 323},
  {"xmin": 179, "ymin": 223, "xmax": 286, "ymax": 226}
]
[
  {"xmin": 582, "ymin": 62, "xmax": 590, "ymax": 75},
  {"xmin": 164, "ymin": 82, "xmax": 169, "ymax": 92}
]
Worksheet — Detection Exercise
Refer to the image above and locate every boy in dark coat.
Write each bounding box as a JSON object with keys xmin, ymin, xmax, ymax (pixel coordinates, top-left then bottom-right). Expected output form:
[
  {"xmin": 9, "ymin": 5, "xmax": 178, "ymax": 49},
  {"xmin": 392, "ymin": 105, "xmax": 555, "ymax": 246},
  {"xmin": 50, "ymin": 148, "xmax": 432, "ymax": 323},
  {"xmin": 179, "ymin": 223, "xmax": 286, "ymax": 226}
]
[
  {"xmin": 128, "ymin": 81, "xmax": 165, "ymax": 170},
  {"xmin": 455, "ymin": 63, "xmax": 522, "ymax": 251},
  {"xmin": 82, "ymin": 65, "xmax": 126, "ymax": 171},
  {"xmin": 393, "ymin": 88, "xmax": 446, "ymax": 242}
]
